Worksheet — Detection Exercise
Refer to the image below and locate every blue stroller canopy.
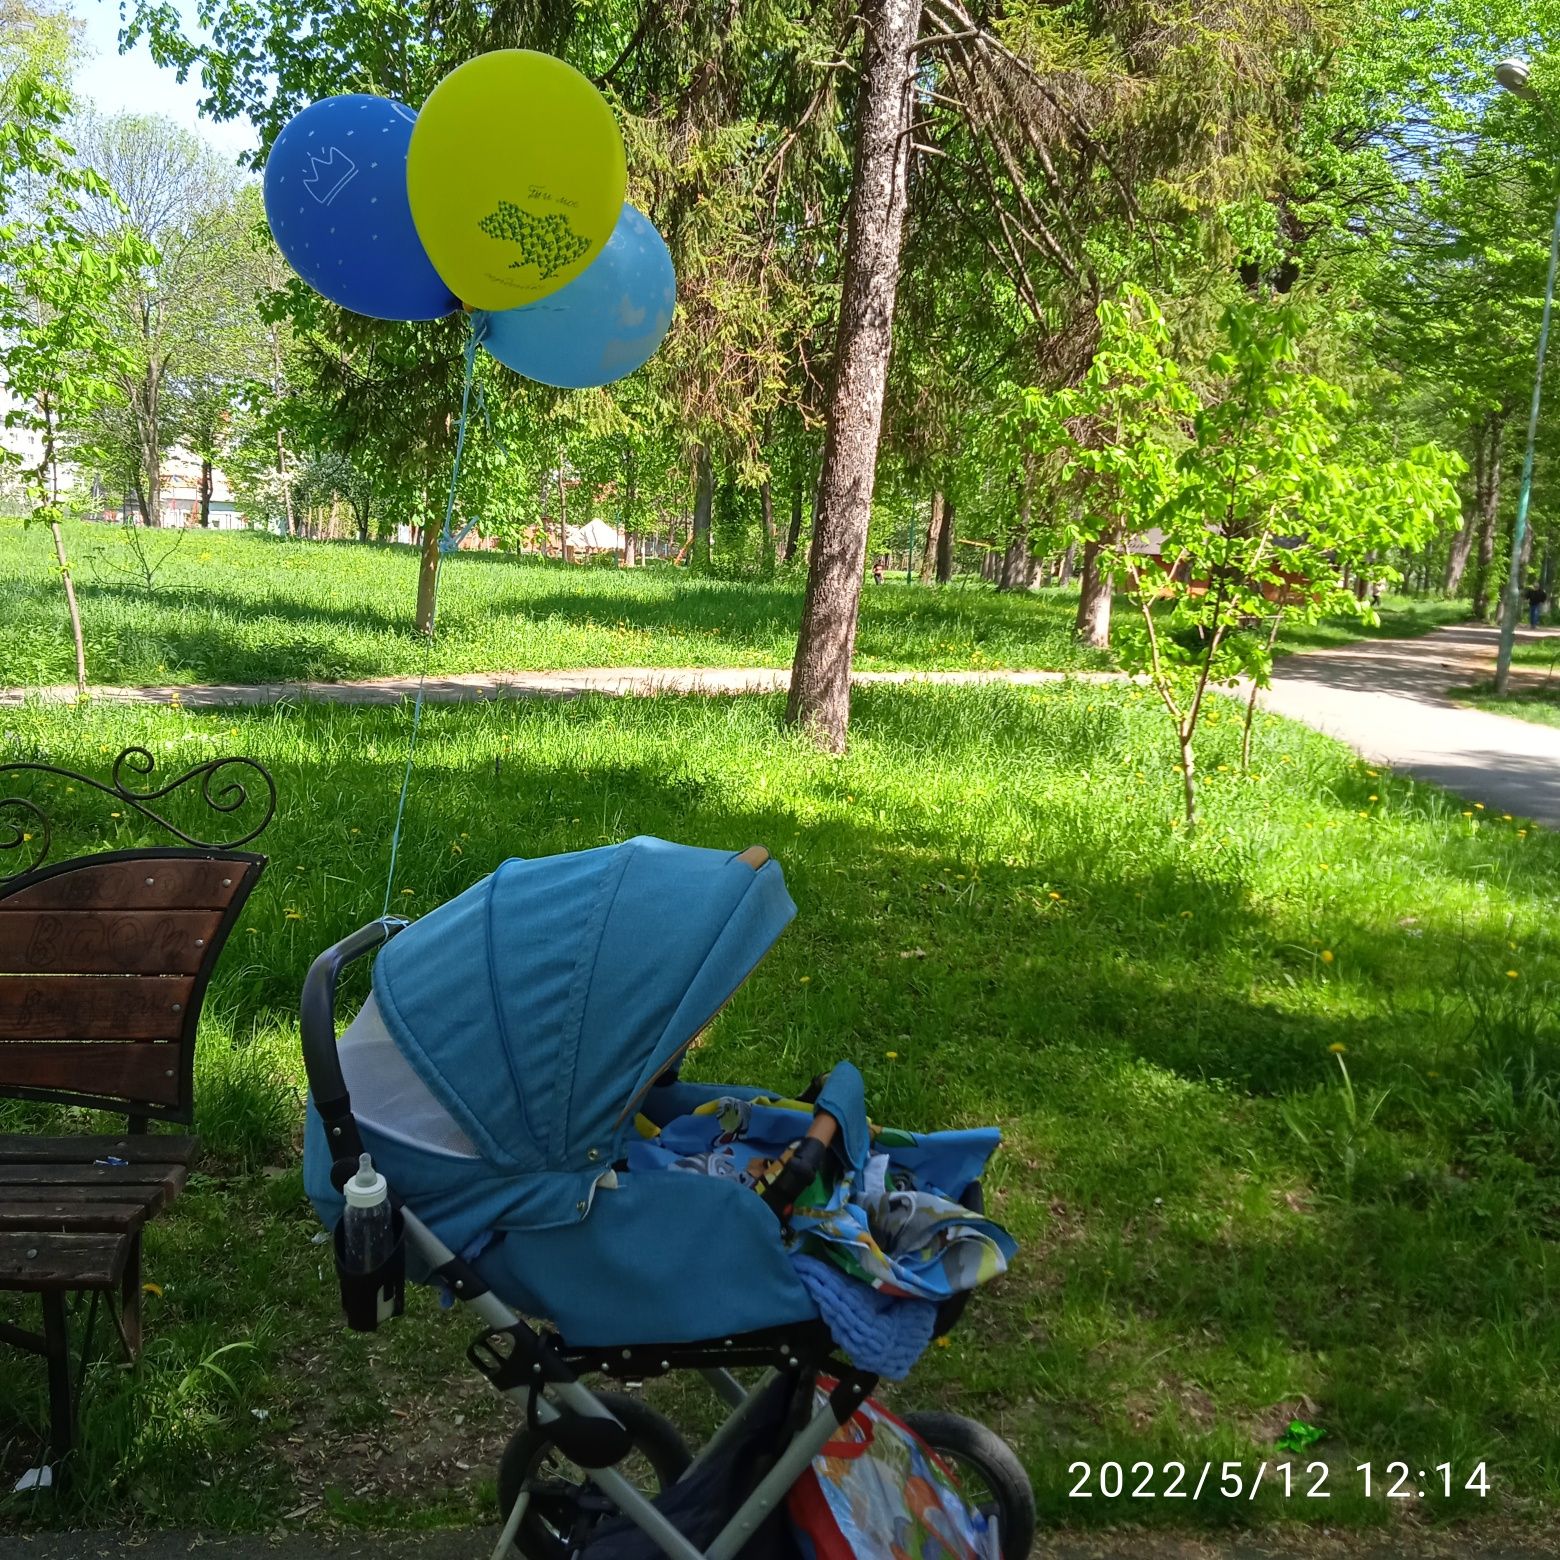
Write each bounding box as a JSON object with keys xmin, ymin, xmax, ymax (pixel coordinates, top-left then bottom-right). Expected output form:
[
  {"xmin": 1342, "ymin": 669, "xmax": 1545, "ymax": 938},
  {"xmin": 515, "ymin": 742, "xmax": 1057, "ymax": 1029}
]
[{"xmin": 371, "ymin": 837, "xmax": 796, "ymax": 1177}]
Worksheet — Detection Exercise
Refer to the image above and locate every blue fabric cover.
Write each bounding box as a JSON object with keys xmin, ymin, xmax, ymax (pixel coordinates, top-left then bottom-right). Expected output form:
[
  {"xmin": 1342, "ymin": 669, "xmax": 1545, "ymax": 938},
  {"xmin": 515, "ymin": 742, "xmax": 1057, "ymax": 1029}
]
[
  {"xmin": 304, "ymin": 1103, "xmax": 820, "ymax": 1343},
  {"xmin": 368, "ymin": 837, "xmax": 796, "ymax": 1230},
  {"xmin": 305, "ymin": 837, "xmax": 823, "ymax": 1343}
]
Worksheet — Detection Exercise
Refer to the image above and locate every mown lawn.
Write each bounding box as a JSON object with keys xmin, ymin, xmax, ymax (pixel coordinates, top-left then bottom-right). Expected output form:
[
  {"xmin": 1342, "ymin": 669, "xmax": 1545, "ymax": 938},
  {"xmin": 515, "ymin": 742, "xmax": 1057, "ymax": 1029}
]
[
  {"xmin": 2, "ymin": 521, "xmax": 1466, "ymax": 689},
  {"xmin": 1272, "ymin": 596, "xmax": 1469, "ymax": 653},
  {"xmin": 1451, "ymin": 684, "xmax": 1560, "ymax": 729},
  {"xmin": 0, "ymin": 522, "xmax": 1100, "ymax": 684},
  {"xmin": 2, "ymin": 685, "xmax": 1556, "ymax": 1537}
]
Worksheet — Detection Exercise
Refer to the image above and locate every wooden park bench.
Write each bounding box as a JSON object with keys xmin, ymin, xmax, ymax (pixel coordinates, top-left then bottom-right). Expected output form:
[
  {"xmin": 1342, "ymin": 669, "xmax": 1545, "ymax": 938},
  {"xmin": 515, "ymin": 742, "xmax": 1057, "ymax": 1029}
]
[{"xmin": 0, "ymin": 746, "xmax": 273, "ymax": 1485}]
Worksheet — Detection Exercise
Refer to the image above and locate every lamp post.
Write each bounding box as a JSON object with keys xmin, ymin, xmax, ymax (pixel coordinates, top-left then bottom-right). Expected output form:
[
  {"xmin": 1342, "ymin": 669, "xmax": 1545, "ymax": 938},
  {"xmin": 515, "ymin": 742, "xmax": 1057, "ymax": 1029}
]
[{"xmin": 1494, "ymin": 57, "xmax": 1560, "ymax": 692}]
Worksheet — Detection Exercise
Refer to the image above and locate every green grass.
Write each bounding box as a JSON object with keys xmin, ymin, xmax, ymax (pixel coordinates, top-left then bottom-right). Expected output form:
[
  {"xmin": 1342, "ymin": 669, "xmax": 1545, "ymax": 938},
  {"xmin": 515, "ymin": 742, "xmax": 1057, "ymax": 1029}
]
[
  {"xmin": 1, "ymin": 521, "xmax": 1468, "ymax": 690},
  {"xmin": 1452, "ymin": 682, "xmax": 1560, "ymax": 728},
  {"xmin": 0, "ymin": 521, "xmax": 1104, "ymax": 685},
  {"xmin": 2, "ymin": 685, "xmax": 1557, "ymax": 1536},
  {"xmin": 1273, "ymin": 596, "xmax": 1470, "ymax": 654},
  {"xmin": 1449, "ymin": 634, "xmax": 1560, "ymax": 726}
]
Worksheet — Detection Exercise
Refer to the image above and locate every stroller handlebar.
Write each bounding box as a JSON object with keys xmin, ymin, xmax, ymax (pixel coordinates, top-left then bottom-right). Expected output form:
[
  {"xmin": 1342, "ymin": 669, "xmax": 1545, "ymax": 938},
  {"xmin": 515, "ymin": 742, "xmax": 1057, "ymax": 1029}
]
[{"xmin": 301, "ymin": 916, "xmax": 409, "ymax": 1109}]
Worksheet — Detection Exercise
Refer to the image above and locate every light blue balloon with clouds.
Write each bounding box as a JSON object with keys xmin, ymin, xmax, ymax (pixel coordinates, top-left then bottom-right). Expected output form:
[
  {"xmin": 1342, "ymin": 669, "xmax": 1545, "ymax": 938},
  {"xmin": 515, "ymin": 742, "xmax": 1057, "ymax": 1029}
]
[{"xmin": 476, "ymin": 205, "xmax": 676, "ymax": 388}]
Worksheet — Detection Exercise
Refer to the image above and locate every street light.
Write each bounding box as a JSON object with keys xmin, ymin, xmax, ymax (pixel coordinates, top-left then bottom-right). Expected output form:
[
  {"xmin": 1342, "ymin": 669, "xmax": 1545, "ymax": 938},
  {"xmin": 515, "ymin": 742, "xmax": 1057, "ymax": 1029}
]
[{"xmin": 1494, "ymin": 57, "xmax": 1560, "ymax": 693}]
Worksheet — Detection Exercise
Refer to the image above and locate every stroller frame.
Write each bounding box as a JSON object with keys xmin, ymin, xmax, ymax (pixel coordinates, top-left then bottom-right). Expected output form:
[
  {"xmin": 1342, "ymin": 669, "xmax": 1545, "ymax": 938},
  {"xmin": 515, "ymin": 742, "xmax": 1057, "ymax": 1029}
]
[{"xmin": 303, "ymin": 918, "xmax": 884, "ymax": 1560}]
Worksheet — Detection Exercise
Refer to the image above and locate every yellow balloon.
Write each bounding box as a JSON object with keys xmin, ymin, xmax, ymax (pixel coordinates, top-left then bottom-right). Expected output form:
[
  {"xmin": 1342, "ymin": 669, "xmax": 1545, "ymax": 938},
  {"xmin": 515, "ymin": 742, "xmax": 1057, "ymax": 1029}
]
[{"xmin": 408, "ymin": 51, "xmax": 626, "ymax": 312}]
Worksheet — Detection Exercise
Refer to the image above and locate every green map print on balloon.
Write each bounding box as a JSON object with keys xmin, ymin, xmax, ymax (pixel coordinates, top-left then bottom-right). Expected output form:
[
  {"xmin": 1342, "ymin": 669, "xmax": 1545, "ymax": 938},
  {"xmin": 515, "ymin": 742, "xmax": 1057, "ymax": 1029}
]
[{"xmin": 478, "ymin": 201, "xmax": 591, "ymax": 277}]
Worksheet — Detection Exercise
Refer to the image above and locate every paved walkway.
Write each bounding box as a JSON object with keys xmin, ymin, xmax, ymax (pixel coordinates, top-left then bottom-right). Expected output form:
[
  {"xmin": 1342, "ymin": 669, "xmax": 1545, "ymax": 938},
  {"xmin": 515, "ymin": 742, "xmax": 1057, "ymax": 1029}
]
[
  {"xmin": 0, "ymin": 665, "xmax": 1124, "ymax": 708},
  {"xmin": 6, "ymin": 623, "xmax": 1558, "ymax": 825},
  {"xmin": 1262, "ymin": 624, "xmax": 1560, "ymax": 828}
]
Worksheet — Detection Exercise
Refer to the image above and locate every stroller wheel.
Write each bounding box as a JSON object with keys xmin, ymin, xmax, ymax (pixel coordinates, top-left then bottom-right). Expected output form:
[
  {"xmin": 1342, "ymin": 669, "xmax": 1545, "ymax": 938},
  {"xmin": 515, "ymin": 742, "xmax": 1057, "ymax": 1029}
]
[
  {"xmin": 901, "ymin": 1411, "xmax": 1035, "ymax": 1560},
  {"xmin": 496, "ymin": 1391, "xmax": 692, "ymax": 1560}
]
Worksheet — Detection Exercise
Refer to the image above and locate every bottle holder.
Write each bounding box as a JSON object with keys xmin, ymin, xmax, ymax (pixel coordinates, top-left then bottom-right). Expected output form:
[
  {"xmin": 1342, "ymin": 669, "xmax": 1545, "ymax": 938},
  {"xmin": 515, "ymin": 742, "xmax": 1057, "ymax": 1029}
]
[{"xmin": 333, "ymin": 1210, "xmax": 407, "ymax": 1333}]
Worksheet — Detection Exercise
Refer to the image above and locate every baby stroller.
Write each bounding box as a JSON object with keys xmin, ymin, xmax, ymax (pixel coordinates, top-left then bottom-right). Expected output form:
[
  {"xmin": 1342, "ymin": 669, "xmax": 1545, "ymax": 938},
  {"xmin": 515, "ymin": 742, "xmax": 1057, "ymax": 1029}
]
[{"xmin": 301, "ymin": 836, "xmax": 1033, "ymax": 1560}]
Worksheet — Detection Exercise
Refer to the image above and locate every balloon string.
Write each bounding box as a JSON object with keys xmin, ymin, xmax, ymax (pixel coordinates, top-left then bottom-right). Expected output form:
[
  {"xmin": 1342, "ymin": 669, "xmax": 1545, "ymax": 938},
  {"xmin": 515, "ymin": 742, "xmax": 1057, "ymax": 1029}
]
[{"xmin": 381, "ymin": 316, "xmax": 482, "ymax": 919}]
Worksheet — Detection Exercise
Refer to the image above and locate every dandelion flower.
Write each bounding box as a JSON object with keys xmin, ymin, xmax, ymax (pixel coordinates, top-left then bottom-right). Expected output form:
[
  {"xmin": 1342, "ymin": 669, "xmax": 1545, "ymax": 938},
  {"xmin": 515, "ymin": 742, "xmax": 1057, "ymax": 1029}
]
[
  {"xmin": 1329, "ymin": 1042, "xmax": 1346, "ymax": 1054},
  {"xmin": 1049, "ymin": 891, "xmax": 1063, "ymax": 901},
  {"xmin": 1180, "ymin": 910, "xmax": 1193, "ymax": 919},
  {"xmin": 284, "ymin": 908, "xmax": 302, "ymax": 921},
  {"xmin": 1475, "ymin": 803, "xmax": 1485, "ymax": 810},
  {"xmin": 401, "ymin": 888, "xmax": 414, "ymax": 896},
  {"xmin": 799, "ymin": 976, "xmax": 811, "ymax": 984},
  {"xmin": 1502, "ymin": 814, "xmax": 1513, "ymax": 822},
  {"xmin": 1321, "ymin": 950, "xmax": 1334, "ymax": 964},
  {"xmin": 885, "ymin": 1050, "xmax": 899, "ymax": 1061},
  {"xmin": 1507, "ymin": 970, "xmax": 1519, "ymax": 979},
  {"xmin": 1462, "ymin": 811, "xmax": 1473, "ymax": 818},
  {"xmin": 1368, "ymin": 795, "xmax": 1378, "ymax": 802}
]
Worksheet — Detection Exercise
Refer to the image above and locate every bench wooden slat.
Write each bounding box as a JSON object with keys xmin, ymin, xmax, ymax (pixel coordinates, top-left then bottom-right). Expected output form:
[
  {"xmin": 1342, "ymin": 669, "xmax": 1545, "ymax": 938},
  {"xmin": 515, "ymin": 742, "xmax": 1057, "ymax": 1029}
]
[
  {"xmin": 0, "ymin": 1133, "xmax": 196, "ymax": 1165},
  {"xmin": 0, "ymin": 1230, "xmax": 133, "ymax": 1291},
  {"xmin": 0, "ymin": 858, "xmax": 248, "ymax": 913},
  {"xmin": 0, "ymin": 910, "xmax": 227, "ymax": 976},
  {"xmin": 0, "ymin": 977, "xmax": 193, "ymax": 1041},
  {"xmin": 0, "ymin": 1042, "xmax": 184, "ymax": 1106},
  {"xmin": 0, "ymin": 1200, "xmax": 151, "ymax": 1233},
  {"xmin": 0, "ymin": 1162, "xmax": 188, "ymax": 1197}
]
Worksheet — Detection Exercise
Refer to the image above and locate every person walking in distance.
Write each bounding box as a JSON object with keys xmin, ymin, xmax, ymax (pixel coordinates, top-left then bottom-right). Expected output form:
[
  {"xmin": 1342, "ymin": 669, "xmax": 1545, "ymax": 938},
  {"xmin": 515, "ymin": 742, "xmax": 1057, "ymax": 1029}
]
[{"xmin": 1526, "ymin": 579, "xmax": 1549, "ymax": 629}]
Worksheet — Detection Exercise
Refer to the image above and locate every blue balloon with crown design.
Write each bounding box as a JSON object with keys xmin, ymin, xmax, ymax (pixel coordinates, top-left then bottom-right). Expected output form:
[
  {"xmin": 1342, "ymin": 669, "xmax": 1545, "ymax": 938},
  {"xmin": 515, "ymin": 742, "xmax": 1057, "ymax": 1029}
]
[{"xmin": 263, "ymin": 94, "xmax": 457, "ymax": 321}]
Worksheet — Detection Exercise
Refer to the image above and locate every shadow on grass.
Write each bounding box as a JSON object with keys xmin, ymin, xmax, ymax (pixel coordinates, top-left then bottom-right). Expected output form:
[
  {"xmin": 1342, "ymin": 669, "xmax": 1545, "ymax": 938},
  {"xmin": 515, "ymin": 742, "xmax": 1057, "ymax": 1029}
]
[{"xmin": 4, "ymin": 686, "xmax": 1559, "ymax": 1525}]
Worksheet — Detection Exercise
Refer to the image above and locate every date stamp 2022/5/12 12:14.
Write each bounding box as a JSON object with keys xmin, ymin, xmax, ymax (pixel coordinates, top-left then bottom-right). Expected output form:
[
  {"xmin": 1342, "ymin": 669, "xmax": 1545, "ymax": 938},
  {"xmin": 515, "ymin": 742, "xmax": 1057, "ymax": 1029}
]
[{"xmin": 1067, "ymin": 1461, "xmax": 1492, "ymax": 1502}]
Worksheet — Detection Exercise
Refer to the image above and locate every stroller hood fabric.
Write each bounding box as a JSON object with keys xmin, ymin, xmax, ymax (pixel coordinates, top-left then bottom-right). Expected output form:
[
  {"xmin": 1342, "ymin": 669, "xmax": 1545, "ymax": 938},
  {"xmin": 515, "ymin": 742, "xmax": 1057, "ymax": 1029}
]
[{"xmin": 370, "ymin": 837, "xmax": 796, "ymax": 1207}]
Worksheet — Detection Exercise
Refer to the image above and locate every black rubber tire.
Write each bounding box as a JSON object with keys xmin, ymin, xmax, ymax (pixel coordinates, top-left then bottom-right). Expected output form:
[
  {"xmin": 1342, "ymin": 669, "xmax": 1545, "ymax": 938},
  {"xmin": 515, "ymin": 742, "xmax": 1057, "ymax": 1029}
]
[
  {"xmin": 901, "ymin": 1410, "xmax": 1036, "ymax": 1560},
  {"xmin": 495, "ymin": 1391, "xmax": 693, "ymax": 1560}
]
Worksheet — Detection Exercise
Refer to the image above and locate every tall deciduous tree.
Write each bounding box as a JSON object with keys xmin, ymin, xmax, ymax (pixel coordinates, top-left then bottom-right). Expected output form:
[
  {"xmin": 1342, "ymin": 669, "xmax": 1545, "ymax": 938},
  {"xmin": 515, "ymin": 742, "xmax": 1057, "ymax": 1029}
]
[
  {"xmin": 786, "ymin": 0, "xmax": 917, "ymax": 749},
  {"xmin": 70, "ymin": 112, "xmax": 247, "ymax": 526},
  {"xmin": 1, "ymin": 0, "xmax": 150, "ymax": 693}
]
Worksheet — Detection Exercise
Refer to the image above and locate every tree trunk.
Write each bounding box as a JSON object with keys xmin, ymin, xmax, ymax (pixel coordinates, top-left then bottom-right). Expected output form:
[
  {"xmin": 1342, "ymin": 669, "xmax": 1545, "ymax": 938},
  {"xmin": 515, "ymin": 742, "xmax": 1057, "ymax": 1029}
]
[
  {"xmin": 783, "ymin": 469, "xmax": 804, "ymax": 563},
  {"xmin": 1057, "ymin": 539, "xmax": 1077, "ymax": 587},
  {"xmin": 1447, "ymin": 415, "xmax": 1497, "ymax": 595},
  {"xmin": 1471, "ymin": 431, "xmax": 1502, "ymax": 621},
  {"xmin": 555, "ymin": 454, "xmax": 569, "ymax": 559},
  {"xmin": 919, "ymin": 489, "xmax": 944, "ymax": 584},
  {"xmin": 1444, "ymin": 508, "xmax": 1477, "ymax": 595},
  {"xmin": 199, "ymin": 457, "xmax": 213, "ymax": 527},
  {"xmin": 998, "ymin": 458, "xmax": 1036, "ymax": 591},
  {"xmin": 49, "ymin": 520, "xmax": 87, "ymax": 697},
  {"xmin": 415, "ymin": 523, "xmax": 441, "ymax": 634},
  {"xmin": 785, "ymin": 0, "xmax": 916, "ymax": 751},
  {"xmin": 276, "ymin": 428, "xmax": 295, "ymax": 536},
  {"xmin": 935, "ymin": 495, "xmax": 956, "ymax": 583},
  {"xmin": 691, "ymin": 443, "xmax": 714, "ymax": 571},
  {"xmin": 1075, "ymin": 537, "xmax": 1113, "ymax": 647}
]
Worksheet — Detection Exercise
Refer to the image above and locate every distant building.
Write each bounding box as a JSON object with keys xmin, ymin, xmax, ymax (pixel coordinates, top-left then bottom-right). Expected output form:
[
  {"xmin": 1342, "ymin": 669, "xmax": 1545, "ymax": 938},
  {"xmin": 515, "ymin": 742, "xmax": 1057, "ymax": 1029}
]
[{"xmin": 0, "ymin": 382, "xmax": 79, "ymax": 501}]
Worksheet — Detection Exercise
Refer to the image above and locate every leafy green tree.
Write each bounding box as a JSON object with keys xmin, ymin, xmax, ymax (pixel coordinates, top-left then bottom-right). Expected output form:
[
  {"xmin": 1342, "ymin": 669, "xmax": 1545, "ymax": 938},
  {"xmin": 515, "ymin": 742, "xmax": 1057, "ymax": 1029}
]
[
  {"xmin": 67, "ymin": 112, "xmax": 250, "ymax": 528},
  {"xmin": 1, "ymin": 0, "xmax": 151, "ymax": 693},
  {"xmin": 1014, "ymin": 290, "xmax": 1463, "ymax": 828}
]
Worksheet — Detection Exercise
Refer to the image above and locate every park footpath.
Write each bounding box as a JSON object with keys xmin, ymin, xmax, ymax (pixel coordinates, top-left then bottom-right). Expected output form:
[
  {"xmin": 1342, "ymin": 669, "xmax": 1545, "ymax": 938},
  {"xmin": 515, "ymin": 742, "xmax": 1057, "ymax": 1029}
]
[{"xmin": 5, "ymin": 623, "xmax": 1560, "ymax": 827}]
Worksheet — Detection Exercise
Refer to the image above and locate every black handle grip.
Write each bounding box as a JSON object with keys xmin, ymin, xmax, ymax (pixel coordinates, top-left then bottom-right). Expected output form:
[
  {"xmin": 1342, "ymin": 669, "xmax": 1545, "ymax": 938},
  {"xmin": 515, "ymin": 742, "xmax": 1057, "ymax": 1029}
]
[{"xmin": 300, "ymin": 917, "xmax": 406, "ymax": 1109}]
